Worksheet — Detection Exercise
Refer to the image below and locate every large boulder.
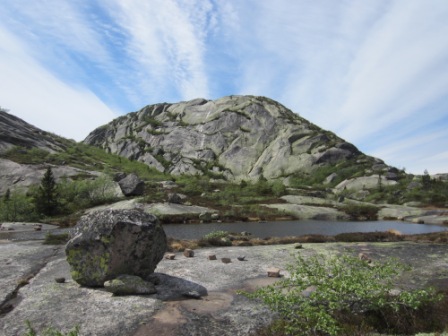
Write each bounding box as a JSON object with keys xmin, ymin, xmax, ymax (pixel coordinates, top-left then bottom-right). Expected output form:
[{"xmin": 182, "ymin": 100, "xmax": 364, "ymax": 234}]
[
  {"xmin": 65, "ymin": 209, "xmax": 167, "ymax": 287},
  {"xmin": 118, "ymin": 173, "xmax": 145, "ymax": 196}
]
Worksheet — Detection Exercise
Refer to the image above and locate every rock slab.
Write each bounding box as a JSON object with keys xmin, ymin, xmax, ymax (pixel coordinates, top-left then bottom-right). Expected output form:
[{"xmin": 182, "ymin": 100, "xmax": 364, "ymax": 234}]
[
  {"xmin": 104, "ymin": 274, "xmax": 156, "ymax": 295},
  {"xmin": 65, "ymin": 209, "xmax": 167, "ymax": 287}
]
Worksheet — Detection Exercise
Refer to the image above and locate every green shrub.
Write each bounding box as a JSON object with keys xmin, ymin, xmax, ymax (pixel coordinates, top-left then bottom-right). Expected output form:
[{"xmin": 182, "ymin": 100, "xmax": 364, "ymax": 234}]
[
  {"xmin": 0, "ymin": 190, "xmax": 38, "ymax": 222},
  {"xmin": 341, "ymin": 203, "xmax": 379, "ymax": 220},
  {"xmin": 43, "ymin": 232, "xmax": 70, "ymax": 245},
  {"xmin": 198, "ymin": 230, "xmax": 232, "ymax": 246},
  {"xmin": 202, "ymin": 230, "xmax": 229, "ymax": 240},
  {"xmin": 241, "ymin": 254, "xmax": 441, "ymax": 336}
]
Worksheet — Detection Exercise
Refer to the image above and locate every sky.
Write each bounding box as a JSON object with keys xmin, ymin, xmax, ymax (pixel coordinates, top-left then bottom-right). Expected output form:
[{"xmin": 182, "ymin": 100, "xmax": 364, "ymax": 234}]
[{"xmin": 0, "ymin": 1, "xmax": 447, "ymax": 174}]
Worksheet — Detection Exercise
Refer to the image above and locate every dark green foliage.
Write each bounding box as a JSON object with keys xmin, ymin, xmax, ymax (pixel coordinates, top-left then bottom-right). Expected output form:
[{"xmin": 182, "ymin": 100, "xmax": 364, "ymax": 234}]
[
  {"xmin": 335, "ymin": 231, "xmax": 404, "ymax": 242},
  {"xmin": 365, "ymin": 174, "xmax": 448, "ymax": 207},
  {"xmin": 0, "ymin": 190, "xmax": 38, "ymax": 222},
  {"xmin": 288, "ymin": 162, "xmax": 359, "ymax": 188},
  {"xmin": 341, "ymin": 203, "xmax": 379, "ymax": 220},
  {"xmin": 33, "ymin": 167, "xmax": 60, "ymax": 216},
  {"xmin": 43, "ymin": 232, "xmax": 70, "ymax": 245}
]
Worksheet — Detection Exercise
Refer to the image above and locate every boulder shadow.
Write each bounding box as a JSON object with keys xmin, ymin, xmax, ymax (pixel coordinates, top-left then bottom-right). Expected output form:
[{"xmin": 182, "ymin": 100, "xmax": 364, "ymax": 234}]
[{"xmin": 152, "ymin": 273, "xmax": 208, "ymax": 301}]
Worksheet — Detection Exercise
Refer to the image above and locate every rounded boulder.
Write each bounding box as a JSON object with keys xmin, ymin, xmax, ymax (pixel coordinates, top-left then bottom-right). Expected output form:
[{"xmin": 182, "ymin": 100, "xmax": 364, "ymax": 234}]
[{"xmin": 65, "ymin": 209, "xmax": 167, "ymax": 287}]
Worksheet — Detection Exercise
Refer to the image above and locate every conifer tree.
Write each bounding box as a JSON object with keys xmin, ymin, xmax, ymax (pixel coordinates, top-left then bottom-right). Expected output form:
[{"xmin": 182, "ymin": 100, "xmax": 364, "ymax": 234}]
[{"xmin": 34, "ymin": 167, "xmax": 59, "ymax": 216}]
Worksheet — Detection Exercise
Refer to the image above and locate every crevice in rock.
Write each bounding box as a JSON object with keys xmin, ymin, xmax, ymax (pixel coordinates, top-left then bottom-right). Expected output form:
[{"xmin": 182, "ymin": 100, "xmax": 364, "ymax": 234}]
[{"xmin": 0, "ymin": 247, "xmax": 61, "ymax": 317}]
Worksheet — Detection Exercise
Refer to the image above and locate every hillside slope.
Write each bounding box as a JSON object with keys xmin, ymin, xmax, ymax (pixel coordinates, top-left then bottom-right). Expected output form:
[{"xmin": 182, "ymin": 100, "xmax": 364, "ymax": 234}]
[
  {"xmin": 0, "ymin": 108, "xmax": 68, "ymax": 154},
  {"xmin": 84, "ymin": 95, "xmax": 393, "ymax": 182}
]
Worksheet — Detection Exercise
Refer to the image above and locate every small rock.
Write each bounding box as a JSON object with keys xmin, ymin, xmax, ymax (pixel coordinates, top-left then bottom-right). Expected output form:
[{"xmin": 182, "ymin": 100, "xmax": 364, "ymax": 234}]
[
  {"xmin": 165, "ymin": 253, "xmax": 176, "ymax": 260},
  {"xmin": 294, "ymin": 243, "xmax": 303, "ymax": 249},
  {"xmin": 221, "ymin": 258, "xmax": 231, "ymax": 264},
  {"xmin": 237, "ymin": 256, "xmax": 246, "ymax": 261},
  {"xmin": 183, "ymin": 249, "xmax": 194, "ymax": 258},
  {"xmin": 302, "ymin": 285, "xmax": 317, "ymax": 298},
  {"xmin": 267, "ymin": 267, "xmax": 281, "ymax": 278},
  {"xmin": 358, "ymin": 253, "xmax": 372, "ymax": 263},
  {"xmin": 182, "ymin": 291, "xmax": 202, "ymax": 300},
  {"xmin": 208, "ymin": 254, "xmax": 217, "ymax": 260},
  {"xmin": 167, "ymin": 193, "xmax": 183, "ymax": 204},
  {"xmin": 54, "ymin": 277, "xmax": 66, "ymax": 283}
]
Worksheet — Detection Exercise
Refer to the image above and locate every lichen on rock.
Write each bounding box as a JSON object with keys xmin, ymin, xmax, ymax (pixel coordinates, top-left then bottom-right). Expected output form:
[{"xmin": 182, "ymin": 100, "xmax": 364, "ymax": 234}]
[{"xmin": 65, "ymin": 209, "xmax": 167, "ymax": 287}]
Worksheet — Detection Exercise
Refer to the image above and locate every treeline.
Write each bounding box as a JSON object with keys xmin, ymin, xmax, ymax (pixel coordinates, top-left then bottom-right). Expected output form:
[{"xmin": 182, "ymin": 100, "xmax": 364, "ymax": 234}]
[{"xmin": 0, "ymin": 167, "xmax": 118, "ymax": 222}]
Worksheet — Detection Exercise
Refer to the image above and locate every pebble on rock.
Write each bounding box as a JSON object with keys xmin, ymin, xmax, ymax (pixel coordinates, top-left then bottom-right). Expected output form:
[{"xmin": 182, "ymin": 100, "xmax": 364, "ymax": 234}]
[
  {"xmin": 165, "ymin": 253, "xmax": 176, "ymax": 260},
  {"xmin": 183, "ymin": 249, "xmax": 194, "ymax": 258},
  {"xmin": 267, "ymin": 268, "xmax": 281, "ymax": 278}
]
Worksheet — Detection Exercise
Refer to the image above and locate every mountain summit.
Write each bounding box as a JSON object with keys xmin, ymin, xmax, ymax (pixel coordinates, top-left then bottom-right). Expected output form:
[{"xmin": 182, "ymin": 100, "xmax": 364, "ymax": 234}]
[{"xmin": 84, "ymin": 95, "xmax": 391, "ymax": 182}]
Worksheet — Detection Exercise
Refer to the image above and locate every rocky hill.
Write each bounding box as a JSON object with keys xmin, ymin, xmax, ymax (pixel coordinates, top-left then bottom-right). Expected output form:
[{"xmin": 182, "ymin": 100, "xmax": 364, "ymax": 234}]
[
  {"xmin": 0, "ymin": 108, "xmax": 68, "ymax": 154},
  {"xmin": 84, "ymin": 95, "xmax": 393, "ymax": 182}
]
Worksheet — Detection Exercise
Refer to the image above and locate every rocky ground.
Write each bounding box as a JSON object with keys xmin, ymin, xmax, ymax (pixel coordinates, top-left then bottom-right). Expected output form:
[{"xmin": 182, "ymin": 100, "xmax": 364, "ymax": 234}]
[{"xmin": 1, "ymin": 237, "xmax": 447, "ymax": 336}]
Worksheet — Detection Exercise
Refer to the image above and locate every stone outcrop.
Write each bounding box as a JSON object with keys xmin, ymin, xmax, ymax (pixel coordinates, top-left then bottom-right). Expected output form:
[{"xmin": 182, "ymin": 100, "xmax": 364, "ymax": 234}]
[
  {"xmin": 0, "ymin": 109, "xmax": 67, "ymax": 154},
  {"xmin": 65, "ymin": 209, "xmax": 167, "ymax": 287},
  {"xmin": 83, "ymin": 95, "xmax": 385, "ymax": 181},
  {"xmin": 117, "ymin": 173, "xmax": 145, "ymax": 196},
  {"xmin": 0, "ymin": 158, "xmax": 103, "ymax": 195}
]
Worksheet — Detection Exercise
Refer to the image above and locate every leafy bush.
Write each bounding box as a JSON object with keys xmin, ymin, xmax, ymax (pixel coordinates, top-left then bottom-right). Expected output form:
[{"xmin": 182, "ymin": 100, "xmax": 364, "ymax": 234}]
[
  {"xmin": 341, "ymin": 203, "xmax": 379, "ymax": 220},
  {"xmin": 198, "ymin": 230, "xmax": 232, "ymax": 246},
  {"xmin": 57, "ymin": 175, "xmax": 119, "ymax": 213},
  {"xmin": 241, "ymin": 254, "xmax": 441, "ymax": 336},
  {"xmin": 0, "ymin": 190, "xmax": 38, "ymax": 222},
  {"xmin": 202, "ymin": 230, "xmax": 229, "ymax": 240},
  {"xmin": 43, "ymin": 232, "xmax": 70, "ymax": 245}
]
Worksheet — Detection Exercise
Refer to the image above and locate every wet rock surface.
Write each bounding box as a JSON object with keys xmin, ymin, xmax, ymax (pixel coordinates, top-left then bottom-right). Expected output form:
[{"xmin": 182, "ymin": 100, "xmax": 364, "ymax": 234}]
[{"xmin": 0, "ymin": 241, "xmax": 447, "ymax": 335}]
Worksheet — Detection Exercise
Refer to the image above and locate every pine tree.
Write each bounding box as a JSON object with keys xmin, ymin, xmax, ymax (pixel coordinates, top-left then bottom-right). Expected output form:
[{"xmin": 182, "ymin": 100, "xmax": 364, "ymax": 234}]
[{"xmin": 34, "ymin": 167, "xmax": 59, "ymax": 216}]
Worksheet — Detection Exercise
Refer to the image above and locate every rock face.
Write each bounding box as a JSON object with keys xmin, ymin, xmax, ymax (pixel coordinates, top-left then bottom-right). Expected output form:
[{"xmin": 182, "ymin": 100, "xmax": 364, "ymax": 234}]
[
  {"xmin": 83, "ymin": 95, "xmax": 385, "ymax": 181},
  {"xmin": 0, "ymin": 158, "xmax": 102, "ymax": 195},
  {"xmin": 0, "ymin": 109, "xmax": 67, "ymax": 154},
  {"xmin": 65, "ymin": 209, "xmax": 167, "ymax": 287},
  {"xmin": 117, "ymin": 173, "xmax": 145, "ymax": 196}
]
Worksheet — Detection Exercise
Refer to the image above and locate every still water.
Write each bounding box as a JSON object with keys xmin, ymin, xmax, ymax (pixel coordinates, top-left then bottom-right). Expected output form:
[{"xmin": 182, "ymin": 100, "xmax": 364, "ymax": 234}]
[{"xmin": 162, "ymin": 220, "xmax": 447, "ymax": 240}]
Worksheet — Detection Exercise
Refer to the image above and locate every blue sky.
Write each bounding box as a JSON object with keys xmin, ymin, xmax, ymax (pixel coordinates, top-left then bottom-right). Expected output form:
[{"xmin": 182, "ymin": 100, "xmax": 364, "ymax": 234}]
[{"xmin": 0, "ymin": 1, "xmax": 447, "ymax": 174}]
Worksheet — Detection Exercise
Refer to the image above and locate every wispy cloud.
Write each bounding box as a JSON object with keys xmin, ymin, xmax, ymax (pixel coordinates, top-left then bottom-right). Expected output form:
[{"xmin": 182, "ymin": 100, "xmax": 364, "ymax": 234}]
[
  {"xmin": 98, "ymin": 0, "xmax": 214, "ymax": 102},
  {"xmin": 0, "ymin": 1, "xmax": 446, "ymax": 172},
  {"xmin": 0, "ymin": 27, "xmax": 116, "ymax": 140}
]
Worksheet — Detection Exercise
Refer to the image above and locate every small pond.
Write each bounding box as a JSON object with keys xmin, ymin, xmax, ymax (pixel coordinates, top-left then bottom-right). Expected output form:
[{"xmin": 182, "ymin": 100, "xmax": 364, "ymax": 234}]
[{"xmin": 162, "ymin": 220, "xmax": 447, "ymax": 240}]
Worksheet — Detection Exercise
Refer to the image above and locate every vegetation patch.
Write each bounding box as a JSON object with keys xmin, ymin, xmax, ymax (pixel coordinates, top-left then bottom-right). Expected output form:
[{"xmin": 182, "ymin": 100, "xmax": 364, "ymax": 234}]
[
  {"xmin": 43, "ymin": 232, "xmax": 70, "ymax": 245},
  {"xmin": 241, "ymin": 254, "xmax": 443, "ymax": 336},
  {"xmin": 340, "ymin": 203, "xmax": 379, "ymax": 220}
]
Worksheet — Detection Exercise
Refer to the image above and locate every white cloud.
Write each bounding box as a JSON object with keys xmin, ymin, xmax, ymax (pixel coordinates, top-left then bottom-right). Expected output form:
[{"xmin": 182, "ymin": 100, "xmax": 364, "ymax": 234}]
[
  {"xmin": 0, "ymin": 0, "xmax": 446, "ymax": 173},
  {"xmin": 0, "ymin": 27, "xmax": 117, "ymax": 141},
  {"xmin": 98, "ymin": 0, "xmax": 213, "ymax": 102}
]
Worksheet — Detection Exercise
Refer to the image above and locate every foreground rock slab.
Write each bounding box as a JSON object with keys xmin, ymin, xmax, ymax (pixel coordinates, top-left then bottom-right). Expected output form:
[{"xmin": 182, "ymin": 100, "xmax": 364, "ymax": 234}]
[{"xmin": 1, "ymin": 241, "xmax": 447, "ymax": 336}]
